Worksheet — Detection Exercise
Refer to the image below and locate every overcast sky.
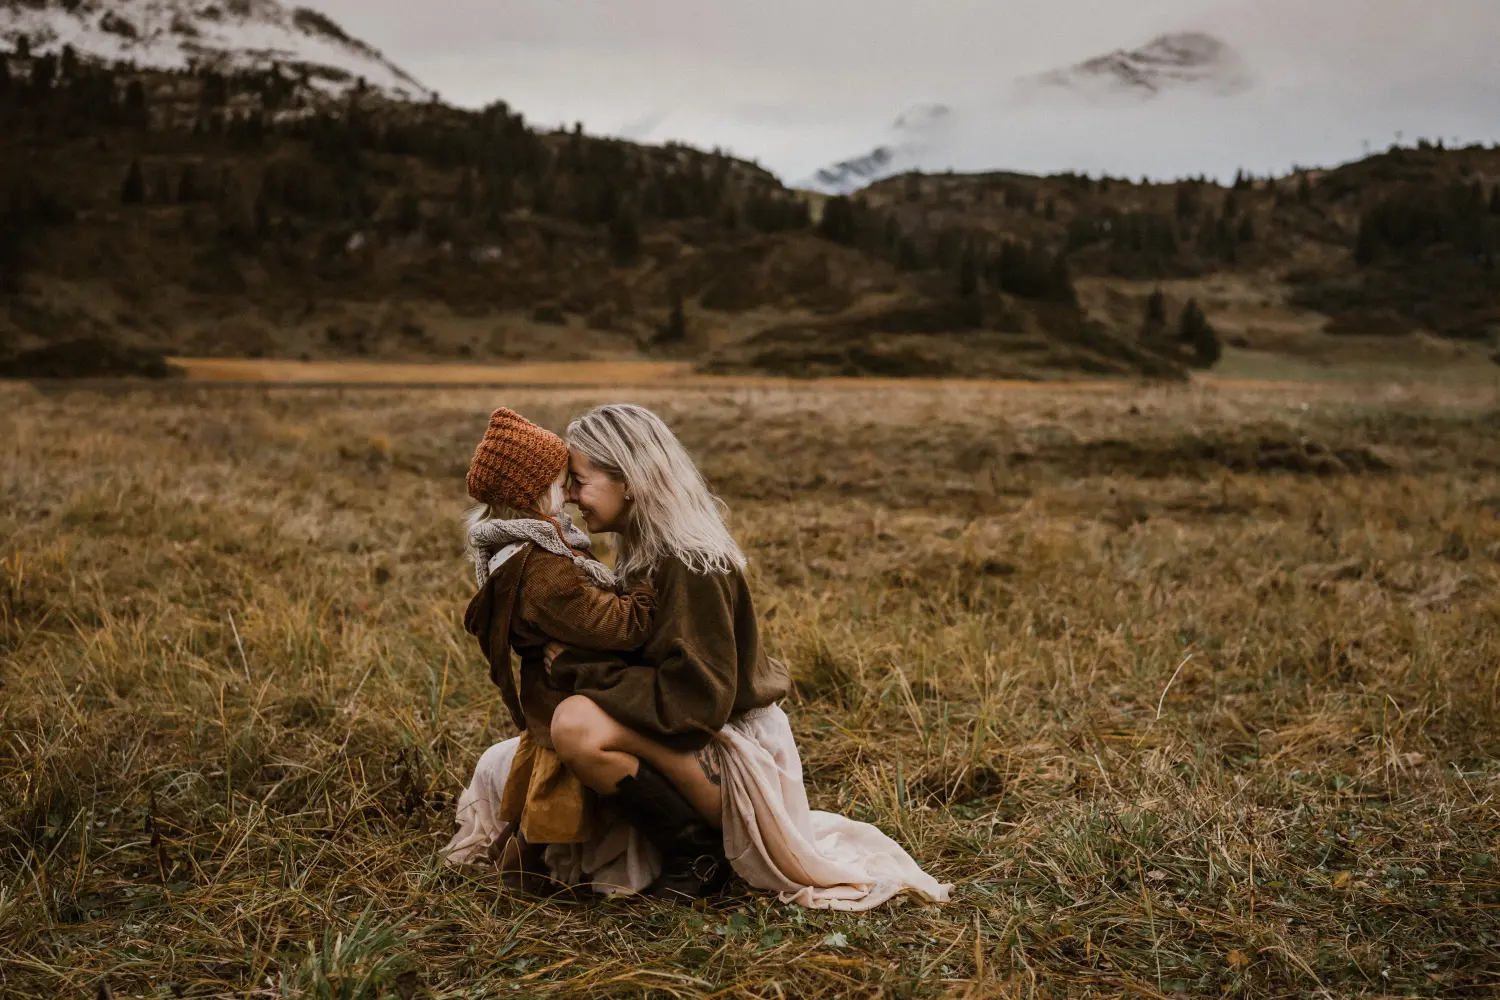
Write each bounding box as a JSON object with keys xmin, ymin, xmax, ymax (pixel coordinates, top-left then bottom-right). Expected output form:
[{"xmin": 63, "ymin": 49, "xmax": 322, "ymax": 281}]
[{"xmin": 309, "ymin": 0, "xmax": 1500, "ymax": 184}]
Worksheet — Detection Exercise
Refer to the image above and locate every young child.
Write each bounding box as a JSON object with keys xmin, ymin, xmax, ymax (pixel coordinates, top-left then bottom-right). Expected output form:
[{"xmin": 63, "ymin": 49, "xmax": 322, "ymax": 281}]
[{"xmin": 459, "ymin": 407, "xmax": 655, "ymax": 889}]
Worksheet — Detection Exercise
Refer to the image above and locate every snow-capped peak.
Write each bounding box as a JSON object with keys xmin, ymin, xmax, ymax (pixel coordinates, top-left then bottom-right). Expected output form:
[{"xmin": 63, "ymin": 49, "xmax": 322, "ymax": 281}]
[
  {"xmin": 1024, "ymin": 32, "xmax": 1250, "ymax": 99},
  {"xmin": 0, "ymin": 0, "xmax": 433, "ymax": 101},
  {"xmin": 804, "ymin": 103, "xmax": 952, "ymax": 195}
]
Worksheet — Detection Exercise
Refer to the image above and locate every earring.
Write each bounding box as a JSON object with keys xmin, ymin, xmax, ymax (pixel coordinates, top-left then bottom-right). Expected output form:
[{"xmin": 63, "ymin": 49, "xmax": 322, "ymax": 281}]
[{"xmin": 624, "ymin": 493, "xmax": 633, "ymax": 501}]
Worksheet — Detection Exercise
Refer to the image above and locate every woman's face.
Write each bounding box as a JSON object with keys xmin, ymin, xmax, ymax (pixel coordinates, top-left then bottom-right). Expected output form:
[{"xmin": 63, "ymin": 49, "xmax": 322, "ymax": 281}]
[{"xmin": 567, "ymin": 448, "xmax": 630, "ymax": 533}]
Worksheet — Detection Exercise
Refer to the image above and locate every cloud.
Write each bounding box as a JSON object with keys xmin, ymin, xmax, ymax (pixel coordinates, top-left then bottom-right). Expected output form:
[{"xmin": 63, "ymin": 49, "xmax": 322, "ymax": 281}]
[{"xmin": 306, "ymin": 0, "xmax": 1500, "ymax": 182}]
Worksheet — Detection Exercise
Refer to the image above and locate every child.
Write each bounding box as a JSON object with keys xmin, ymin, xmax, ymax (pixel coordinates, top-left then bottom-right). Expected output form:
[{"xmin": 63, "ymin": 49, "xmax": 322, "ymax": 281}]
[{"xmin": 457, "ymin": 407, "xmax": 655, "ymax": 889}]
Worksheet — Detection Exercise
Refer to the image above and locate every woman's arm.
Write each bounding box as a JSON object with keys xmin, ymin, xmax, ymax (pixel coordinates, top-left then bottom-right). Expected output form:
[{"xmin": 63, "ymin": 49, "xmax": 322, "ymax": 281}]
[
  {"xmin": 518, "ymin": 551, "xmax": 656, "ymax": 651},
  {"xmin": 547, "ymin": 561, "xmax": 738, "ymax": 752}
]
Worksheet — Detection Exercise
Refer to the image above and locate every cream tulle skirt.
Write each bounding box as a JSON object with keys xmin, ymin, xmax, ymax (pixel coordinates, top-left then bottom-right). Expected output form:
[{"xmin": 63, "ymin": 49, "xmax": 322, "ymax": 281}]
[{"xmin": 442, "ymin": 704, "xmax": 952, "ymax": 911}]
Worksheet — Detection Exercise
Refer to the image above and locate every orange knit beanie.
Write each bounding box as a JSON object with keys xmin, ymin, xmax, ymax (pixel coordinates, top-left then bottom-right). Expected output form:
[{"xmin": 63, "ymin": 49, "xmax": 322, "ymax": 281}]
[{"xmin": 466, "ymin": 408, "xmax": 570, "ymax": 512}]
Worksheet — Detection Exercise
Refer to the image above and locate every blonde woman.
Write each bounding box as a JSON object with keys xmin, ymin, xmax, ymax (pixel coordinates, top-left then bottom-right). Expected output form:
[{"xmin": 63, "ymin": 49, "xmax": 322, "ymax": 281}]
[{"xmin": 449, "ymin": 403, "xmax": 950, "ymax": 910}]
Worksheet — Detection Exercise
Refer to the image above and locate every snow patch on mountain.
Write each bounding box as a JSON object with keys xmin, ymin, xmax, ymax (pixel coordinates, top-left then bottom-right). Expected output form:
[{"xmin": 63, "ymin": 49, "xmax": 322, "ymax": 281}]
[
  {"xmin": 0, "ymin": 0, "xmax": 432, "ymax": 100},
  {"xmin": 803, "ymin": 103, "xmax": 952, "ymax": 195},
  {"xmin": 1022, "ymin": 32, "xmax": 1251, "ymax": 100}
]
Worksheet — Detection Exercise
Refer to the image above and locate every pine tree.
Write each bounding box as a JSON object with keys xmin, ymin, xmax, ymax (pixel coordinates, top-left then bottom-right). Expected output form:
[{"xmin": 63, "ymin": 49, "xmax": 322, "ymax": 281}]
[
  {"xmin": 1490, "ymin": 185, "xmax": 1500, "ymax": 216},
  {"xmin": 253, "ymin": 193, "xmax": 272, "ymax": 241},
  {"xmin": 0, "ymin": 56, "xmax": 10, "ymax": 97},
  {"xmin": 121, "ymin": 159, "xmax": 145, "ymax": 204},
  {"xmin": 818, "ymin": 195, "xmax": 856, "ymax": 245},
  {"xmin": 30, "ymin": 53, "xmax": 56, "ymax": 92},
  {"xmin": 1223, "ymin": 190, "xmax": 1240, "ymax": 218},
  {"xmin": 60, "ymin": 44, "xmax": 78, "ymax": 80},
  {"xmin": 608, "ymin": 206, "xmax": 641, "ymax": 265},
  {"xmin": 124, "ymin": 79, "xmax": 147, "ymax": 127},
  {"xmin": 1179, "ymin": 299, "xmax": 1221, "ymax": 367},
  {"xmin": 456, "ymin": 169, "xmax": 476, "ymax": 218},
  {"xmin": 1354, "ymin": 217, "xmax": 1377, "ymax": 265},
  {"xmin": 1145, "ymin": 288, "xmax": 1167, "ymax": 327},
  {"xmin": 659, "ymin": 287, "xmax": 687, "ymax": 343},
  {"xmin": 177, "ymin": 164, "xmax": 197, "ymax": 203},
  {"xmin": 15, "ymin": 35, "xmax": 29, "ymax": 60},
  {"xmin": 1048, "ymin": 252, "xmax": 1077, "ymax": 306},
  {"xmin": 1237, "ymin": 215, "xmax": 1255, "ymax": 243},
  {"xmin": 1175, "ymin": 184, "xmax": 1197, "ymax": 221},
  {"xmin": 1297, "ymin": 174, "xmax": 1313, "ymax": 205},
  {"xmin": 956, "ymin": 244, "xmax": 979, "ymax": 298}
]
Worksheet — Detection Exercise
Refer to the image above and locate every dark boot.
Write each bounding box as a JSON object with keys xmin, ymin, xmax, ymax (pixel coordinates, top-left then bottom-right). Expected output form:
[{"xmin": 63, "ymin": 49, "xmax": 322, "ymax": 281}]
[
  {"xmin": 498, "ymin": 831, "xmax": 552, "ymax": 896},
  {"xmin": 607, "ymin": 761, "xmax": 732, "ymax": 901}
]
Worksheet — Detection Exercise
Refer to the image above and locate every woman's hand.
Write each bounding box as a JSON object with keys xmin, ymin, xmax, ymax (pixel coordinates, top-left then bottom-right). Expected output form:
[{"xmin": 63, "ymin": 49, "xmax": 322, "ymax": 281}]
[{"xmin": 543, "ymin": 641, "xmax": 566, "ymax": 675}]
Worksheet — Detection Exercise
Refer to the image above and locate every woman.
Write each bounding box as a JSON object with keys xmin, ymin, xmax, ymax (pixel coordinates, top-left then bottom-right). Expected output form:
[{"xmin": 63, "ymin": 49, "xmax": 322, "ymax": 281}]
[{"xmin": 447, "ymin": 404, "xmax": 950, "ymax": 911}]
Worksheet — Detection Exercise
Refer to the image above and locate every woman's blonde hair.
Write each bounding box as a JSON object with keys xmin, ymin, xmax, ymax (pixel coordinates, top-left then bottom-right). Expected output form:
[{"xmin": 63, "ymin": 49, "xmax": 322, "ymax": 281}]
[{"xmin": 566, "ymin": 404, "xmax": 744, "ymax": 581}]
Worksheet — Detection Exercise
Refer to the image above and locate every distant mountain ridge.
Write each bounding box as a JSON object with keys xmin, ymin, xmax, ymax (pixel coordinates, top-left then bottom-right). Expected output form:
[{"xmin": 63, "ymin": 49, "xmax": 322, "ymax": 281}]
[
  {"xmin": 807, "ymin": 103, "xmax": 950, "ymax": 196},
  {"xmin": 0, "ymin": 0, "xmax": 432, "ymax": 99},
  {"xmin": 803, "ymin": 32, "xmax": 1252, "ymax": 194},
  {"xmin": 1024, "ymin": 32, "xmax": 1250, "ymax": 99}
]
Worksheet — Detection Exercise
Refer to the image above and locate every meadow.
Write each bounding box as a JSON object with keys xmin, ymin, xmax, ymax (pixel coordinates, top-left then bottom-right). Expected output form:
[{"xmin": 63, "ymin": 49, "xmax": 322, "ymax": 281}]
[{"xmin": 2, "ymin": 375, "xmax": 1498, "ymax": 999}]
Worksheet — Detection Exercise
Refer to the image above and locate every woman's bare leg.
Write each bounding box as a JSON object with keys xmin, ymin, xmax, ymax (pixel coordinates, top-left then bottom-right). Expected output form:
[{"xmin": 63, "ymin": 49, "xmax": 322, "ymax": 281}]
[{"xmin": 550, "ymin": 695, "xmax": 723, "ymax": 827}]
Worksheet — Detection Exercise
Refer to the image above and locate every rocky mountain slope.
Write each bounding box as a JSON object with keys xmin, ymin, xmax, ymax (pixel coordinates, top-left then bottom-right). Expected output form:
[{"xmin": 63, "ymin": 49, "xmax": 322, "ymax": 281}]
[
  {"xmin": 0, "ymin": 0, "xmax": 431, "ymax": 99},
  {"xmin": 1021, "ymin": 32, "xmax": 1250, "ymax": 99}
]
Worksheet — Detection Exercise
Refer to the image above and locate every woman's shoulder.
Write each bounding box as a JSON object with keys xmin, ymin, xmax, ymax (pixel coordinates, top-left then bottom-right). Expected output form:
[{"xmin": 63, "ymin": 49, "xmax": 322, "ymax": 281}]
[{"xmin": 651, "ymin": 553, "xmax": 747, "ymax": 594}]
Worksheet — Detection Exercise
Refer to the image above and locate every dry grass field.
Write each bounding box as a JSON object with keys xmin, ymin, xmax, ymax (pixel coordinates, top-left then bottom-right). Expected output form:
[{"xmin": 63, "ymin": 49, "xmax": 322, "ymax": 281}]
[{"xmin": 2, "ymin": 375, "xmax": 1499, "ymax": 999}]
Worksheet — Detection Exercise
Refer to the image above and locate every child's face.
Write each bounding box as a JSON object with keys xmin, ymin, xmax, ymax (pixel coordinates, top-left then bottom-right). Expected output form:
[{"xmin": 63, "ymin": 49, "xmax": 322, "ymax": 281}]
[{"xmin": 567, "ymin": 448, "xmax": 630, "ymax": 533}]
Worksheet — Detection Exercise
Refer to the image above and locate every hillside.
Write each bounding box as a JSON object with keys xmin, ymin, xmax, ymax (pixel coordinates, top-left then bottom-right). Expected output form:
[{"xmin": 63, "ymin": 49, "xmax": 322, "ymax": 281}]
[
  {"xmin": 0, "ymin": 0, "xmax": 431, "ymax": 99},
  {"xmin": 851, "ymin": 145, "xmax": 1500, "ymax": 348},
  {"xmin": 1, "ymin": 31, "xmax": 1498, "ymax": 381}
]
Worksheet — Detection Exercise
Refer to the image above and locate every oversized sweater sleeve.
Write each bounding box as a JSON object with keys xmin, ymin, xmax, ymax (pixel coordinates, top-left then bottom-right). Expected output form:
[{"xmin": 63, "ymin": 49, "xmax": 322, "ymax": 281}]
[
  {"xmin": 517, "ymin": 550, "xmax": 656, "ymax": 651},
  {"xmin": 548, "ymin": 560, "xmax": 738, "ymax": 750}
]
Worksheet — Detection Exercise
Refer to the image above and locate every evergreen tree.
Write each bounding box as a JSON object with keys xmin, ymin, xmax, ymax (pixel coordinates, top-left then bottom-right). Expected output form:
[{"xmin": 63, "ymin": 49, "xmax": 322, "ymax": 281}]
[
  {"xmin": 818, "ymin": 195, "xmax": 856, "ymax": 245},
  {"xmin": 253, "ymin": 192, "xmax": 272, "ymax": 241},
  {"xmin": 1223, "ymin": 190, "xmax": 1240, "ymax": 218},
  {"xmin": 1179, "ymin": 299, "xmax": 1221, "ymax": 367},
  {"xmin": 659, "ymin": 288, "xmax": 687, "ymax": 343},
  {"xmin": 60, "ymin": 44, "xmax": 78, "ymax": 80},
  {"xmin": 608, "ymin": 206, "xmax": 641, "ymax": 265},
  {"xmin": 1297, "ymin": 174, "xmax": 1313, "ymax": 204},
  {"xmin": 124, "ymin": 79, "xmax": 147, "ymax": 127},
  {"xmin": 30, "ymin": 52, "xmax": 56, "ymax": 93},
  {"xmin": 956, "ymin": 244, "xmax": 979, "ymax": 298},
  {"xmin": 1237, "ymin": 215, "xmax": 1255, "ymax": 243},
  {"xmin": 1490, "ymin": 185, "xmax": 1500, "ymax": 216},
  {"xmin": 177, "ymin": 164, "xmax": 197, "ymax": 203},
  {"xmin": 1145, "ymin": 288, "xmax": 1167, "ymax": 326},
  {"xmin": 1356, "ymin": 217, "xmax": 1374, "ymax": 265},
  {"xmin": 896, "ymin": 236, "xmax": 920, "ymax": 271},
  {"xmin": 1175, "ymin": 184, "xmax": 1198, "ymax": 221},
  {"xmin": 0, "ymin": 56, "xmax": 10, "ymax": 97},
  {"xmin": 16, "ymin": 35, "xmax": 29, "ymax": 60},
  {"xmin": 1048, "ymin": 253, "xmax": 1077, "ymax": 306},
  {"xmin": 121, "ymin": 159, "xmax": 145, "ymax": 204},
  {"xmin": 456, "ymin": 169, "xmax": 476, "ymax": 218},
  {"xmin": 0, "ymin": 212, "xmax": 27, "ymax": 295}
]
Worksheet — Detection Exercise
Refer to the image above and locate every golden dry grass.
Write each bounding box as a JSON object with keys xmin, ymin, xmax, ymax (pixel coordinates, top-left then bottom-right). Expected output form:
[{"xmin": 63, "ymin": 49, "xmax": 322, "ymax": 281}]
[{"xmin": 2, "ymin": 377, "xmax": 1499, "ymax": 999}]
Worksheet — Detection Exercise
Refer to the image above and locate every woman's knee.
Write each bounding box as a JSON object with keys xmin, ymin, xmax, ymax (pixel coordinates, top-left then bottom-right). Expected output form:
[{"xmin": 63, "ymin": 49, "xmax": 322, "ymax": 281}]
[{"xmin": 550, "ymin": 695, "xmax": 607, "ymax": 762}]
